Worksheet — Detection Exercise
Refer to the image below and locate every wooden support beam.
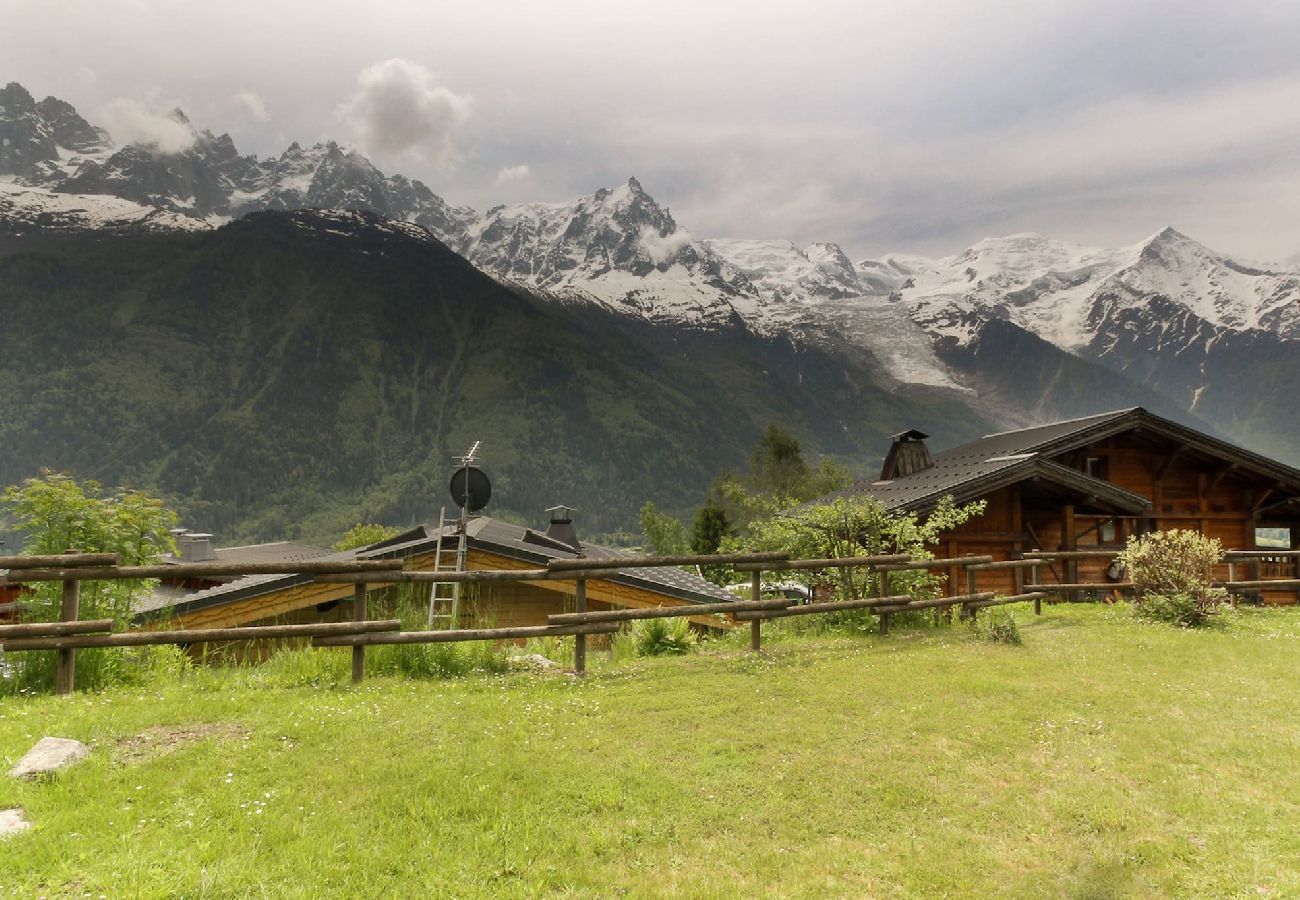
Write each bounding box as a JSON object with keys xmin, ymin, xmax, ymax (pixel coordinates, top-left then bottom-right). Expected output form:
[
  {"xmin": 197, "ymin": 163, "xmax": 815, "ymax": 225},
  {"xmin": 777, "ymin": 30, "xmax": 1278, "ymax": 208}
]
[
  {"xmin": 55, "ymin": 575, "xmax": 79, "ymax": 695},
  {"xmin": 547, "ymin": 597, "xmax": 789, "ymax": 625},
  {"xmin": 1219, "ymin": 579, "xmax": 1300, "ymax": 590},
  {"xmin": 749, "ymin": 571, "xmax": 762, "ymax": 652},
  {"xmin": 1021, "ymin": 550, "xmax": 1121, "ymax": 560},
  {"xmin": 4, "ymin": 559, "xmax": 405, "ymax": 583},
  {"xmin": 312, "ymin": 623, "xmax": 619, "ymax": 647},
  {"xmin": 874, "ymin": 555, "xmax": 994, "ymax": 572},
  {"xmin": 1028, "ymin": 583, "xmax": 1134, "ymax": 592},
  {"xmin": 966, "ymin": 592, "xmax": 1047, "ymax": 609},
  {"xmin": 1206, "ymin": 464, "xmax": 1236, "ymax": 495},
  {"xmin": 548, "ymin": 551, "xmax": 787, "ymax": 572},
  {"xmin": 316, "ymin": 568, "xmax": 551, "ymax": 584},
  {"xmin": 0, "ymin": 619, "xmax": 115, "ymax": 638},
  {"xmin": 574, "ymin": 578, "xmax": 587, "ymax": 676},
  {"xmin": 732, "ymin": 594, "xmax": 912, "ymax": 620},
  {"xmin": 0, "ymin": 553, "xmax": 119, "ymax": 569},
  {"xmin": 733, "ymin": 553, "xmax": 909, "ymax": 572},
  {"xmin": 868, "ymin": 592, "xmax": 996, "ymax": 613},
  {"xmin": 877, "ymin": 571, "xmax": 891, "ymax": 635},
  {"xmin": 351, "ymin": 583, "xmax": 367, "ymax": 684},
  {"xmin": 1, "ymin": 620, "xmax": 403, "ymax": 652}
]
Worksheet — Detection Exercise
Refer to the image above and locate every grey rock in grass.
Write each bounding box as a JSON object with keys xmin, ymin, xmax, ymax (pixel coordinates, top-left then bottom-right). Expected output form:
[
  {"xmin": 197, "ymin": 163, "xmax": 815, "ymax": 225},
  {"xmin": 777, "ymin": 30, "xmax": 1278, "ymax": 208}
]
[
  {"xmin": 0, "ymin": 807, "xmax": 31, "ymax": 838},
  {"xmin": 508, "ymin": 653, "xmax": 560, "ymax": 672},
  {"xmin": 9, "ymin": 736, "xmax": 90, "ymax": 779}
]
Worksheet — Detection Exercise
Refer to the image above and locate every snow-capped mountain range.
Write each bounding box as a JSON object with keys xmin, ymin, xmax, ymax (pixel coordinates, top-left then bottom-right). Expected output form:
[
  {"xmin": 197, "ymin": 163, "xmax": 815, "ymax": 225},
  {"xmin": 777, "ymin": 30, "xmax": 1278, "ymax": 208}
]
[{"xmin": 4, "ymin": 80, "xmax": 1300, "ymax": 429}]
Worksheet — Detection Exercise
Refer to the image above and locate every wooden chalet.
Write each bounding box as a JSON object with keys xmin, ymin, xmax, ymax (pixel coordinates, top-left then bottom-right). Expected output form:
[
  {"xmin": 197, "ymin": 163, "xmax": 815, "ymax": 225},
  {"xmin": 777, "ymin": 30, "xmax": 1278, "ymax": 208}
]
[
  {"xmin": 822, "ymin": 408, "xmax": 1300, "ymax": 604},
  {"xmin": 134, "ymin": 509, "xmax": 735, "ymax": 632}
]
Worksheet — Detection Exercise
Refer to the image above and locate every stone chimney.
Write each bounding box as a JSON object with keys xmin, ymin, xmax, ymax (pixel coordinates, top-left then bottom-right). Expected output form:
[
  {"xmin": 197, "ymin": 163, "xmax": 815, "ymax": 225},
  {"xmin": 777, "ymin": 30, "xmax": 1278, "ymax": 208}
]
[
  {"xmin": 879, "ymin": 429, "xmax": 933, "ymax": 480},
  {"xmin": 544, "ymin": 505, "xmax": 580, "ymax": 551}
]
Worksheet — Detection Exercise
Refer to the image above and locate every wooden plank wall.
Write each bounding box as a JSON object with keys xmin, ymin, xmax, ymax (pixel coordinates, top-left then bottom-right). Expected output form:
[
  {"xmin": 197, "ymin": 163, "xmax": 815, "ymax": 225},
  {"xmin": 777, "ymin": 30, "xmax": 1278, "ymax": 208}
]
[{"xmin": 934, "ymin": 435, "xmax": 1299, "ymax": 604}]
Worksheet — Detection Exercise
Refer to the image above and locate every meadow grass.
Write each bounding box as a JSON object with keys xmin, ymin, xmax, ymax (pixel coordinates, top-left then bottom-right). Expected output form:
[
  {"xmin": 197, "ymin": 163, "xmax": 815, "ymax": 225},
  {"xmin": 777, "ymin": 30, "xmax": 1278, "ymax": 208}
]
[{"xmin": 2, "ymin": 605, "xmax": 1299, "ymax": 897}]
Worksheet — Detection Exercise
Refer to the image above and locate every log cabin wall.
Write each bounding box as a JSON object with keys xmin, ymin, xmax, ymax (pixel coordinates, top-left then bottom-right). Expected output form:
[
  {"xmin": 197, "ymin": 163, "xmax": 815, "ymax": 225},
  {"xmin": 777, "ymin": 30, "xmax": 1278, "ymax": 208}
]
[{"xmin": 930, "ymin": 431, "xmax": 1300, "ymax": 604}]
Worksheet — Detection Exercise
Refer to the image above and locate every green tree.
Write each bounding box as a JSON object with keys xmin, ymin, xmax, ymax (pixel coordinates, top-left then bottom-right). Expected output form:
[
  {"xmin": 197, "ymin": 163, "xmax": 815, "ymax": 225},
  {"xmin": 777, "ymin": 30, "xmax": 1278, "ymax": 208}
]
[
  {"xmin": 1, "ymin": 471, "xmax": 179, "ymax": 692},
  {"xmin": 729, "ymin": 495, "xmax": 985, "ymax": 603},
  {"xmin": 690, "ymin": 502, "xmax": 730, "ymax": 556},
  {"xmin": 639, "ymin": 502, "xmax": 688, "ymax": 555},
  {"xmin": 333, "ymin": 523, "xmax": 401, "ymax": 552}
]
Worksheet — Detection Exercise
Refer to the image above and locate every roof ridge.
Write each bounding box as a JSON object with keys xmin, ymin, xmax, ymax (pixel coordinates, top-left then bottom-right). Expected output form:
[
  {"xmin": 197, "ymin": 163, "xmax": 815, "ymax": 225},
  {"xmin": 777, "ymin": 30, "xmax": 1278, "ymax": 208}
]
[{"xmin": 977, "ymin": 407, "xmax": 1140, "ymax": 440}]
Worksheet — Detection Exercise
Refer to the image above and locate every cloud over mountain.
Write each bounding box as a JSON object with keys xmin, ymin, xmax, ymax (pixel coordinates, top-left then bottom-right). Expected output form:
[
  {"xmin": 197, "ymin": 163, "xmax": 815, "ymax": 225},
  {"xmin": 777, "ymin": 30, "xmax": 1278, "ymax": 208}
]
[{"xmin": 337, "ymin": 58, "xmax": 470, "ymax": 164}]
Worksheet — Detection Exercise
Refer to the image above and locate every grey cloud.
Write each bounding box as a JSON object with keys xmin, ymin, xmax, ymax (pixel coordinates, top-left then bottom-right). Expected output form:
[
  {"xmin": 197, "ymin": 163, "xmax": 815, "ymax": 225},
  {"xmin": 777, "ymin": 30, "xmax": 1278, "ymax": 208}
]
[{"xmin": 336, "ymin": 58, "xmax": 471, "ymax": 165}]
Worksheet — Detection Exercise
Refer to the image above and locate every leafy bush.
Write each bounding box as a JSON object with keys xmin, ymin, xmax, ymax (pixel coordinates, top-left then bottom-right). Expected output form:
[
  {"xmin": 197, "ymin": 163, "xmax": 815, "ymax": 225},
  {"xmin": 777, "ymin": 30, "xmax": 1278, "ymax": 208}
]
[
  {"xmin": 971, "ymin": 609, "xmax": 1022, "ymax": 645},
  {"xmin": 631, "ymin": 616, "xmax": 695, "ymax": 656},
  {"xmin": 1117, "ymin": 529, "xmax": 1226, "ymax": 627},
  {"xmin": 1, "ymin": 472, "xmax": 178, "ymax": 694},
  {"xmin": 1132, "ymin": 592, "xmax": 1221, "ymax": 628}
]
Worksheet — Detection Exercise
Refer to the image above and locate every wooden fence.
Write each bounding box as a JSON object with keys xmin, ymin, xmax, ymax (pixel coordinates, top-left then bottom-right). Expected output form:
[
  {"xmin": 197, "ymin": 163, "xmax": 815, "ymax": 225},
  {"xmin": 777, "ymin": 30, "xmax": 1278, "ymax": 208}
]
[{"xmin": 0, "ymin": 545, "xmax": 1290, "ymax": 694}]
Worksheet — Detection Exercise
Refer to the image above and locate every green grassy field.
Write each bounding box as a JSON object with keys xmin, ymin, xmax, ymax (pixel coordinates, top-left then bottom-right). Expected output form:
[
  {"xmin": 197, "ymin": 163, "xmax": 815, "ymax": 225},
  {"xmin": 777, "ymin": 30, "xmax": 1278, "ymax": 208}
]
[{"xmin": 3, "ymin": 605, "xmax": 1299, "ymax": 897}]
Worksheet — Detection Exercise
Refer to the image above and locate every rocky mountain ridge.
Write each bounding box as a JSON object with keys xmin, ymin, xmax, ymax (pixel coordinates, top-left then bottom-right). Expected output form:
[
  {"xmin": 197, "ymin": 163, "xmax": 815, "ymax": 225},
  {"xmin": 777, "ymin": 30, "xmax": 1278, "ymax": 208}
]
[{"xmin": 4, "ymin": 80, "xmax": 1300, "ymax": 460}]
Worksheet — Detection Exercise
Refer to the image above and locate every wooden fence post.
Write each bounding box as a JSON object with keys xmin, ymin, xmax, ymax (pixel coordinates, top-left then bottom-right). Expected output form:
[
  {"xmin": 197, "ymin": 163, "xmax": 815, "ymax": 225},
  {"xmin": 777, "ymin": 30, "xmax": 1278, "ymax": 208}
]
[
  {"xmin": 877, "ymin": 571, "xmax": 891, "ymax": 635},
  {"xmin": 1031, "ymin": 563, "xmax": 1042, "ymax": 615},
  {"xmin": 55, "ymin": 573, "xmax": 80, "ymax": 695},
  {"xmin": 963, "ymin": 568, "xmax": 978, "ymax": 621},
  {"xmin": 574, "ymin": 578, "xmax": 587, "ymax": 675},
  {"xmin": 352, "ymin": 583, "xmax": 366, "ymax": 684},
  {"xmin": 749, "ymin": 571, "xmax": 762, "ymax": 652}
]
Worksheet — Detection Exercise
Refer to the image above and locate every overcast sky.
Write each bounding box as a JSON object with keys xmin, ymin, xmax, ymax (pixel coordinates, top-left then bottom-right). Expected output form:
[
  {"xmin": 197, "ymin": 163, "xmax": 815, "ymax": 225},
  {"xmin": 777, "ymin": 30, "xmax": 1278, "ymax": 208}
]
[{"xmin": 4, "ymin": 0, "xmax": 1300, "ymax": 261}]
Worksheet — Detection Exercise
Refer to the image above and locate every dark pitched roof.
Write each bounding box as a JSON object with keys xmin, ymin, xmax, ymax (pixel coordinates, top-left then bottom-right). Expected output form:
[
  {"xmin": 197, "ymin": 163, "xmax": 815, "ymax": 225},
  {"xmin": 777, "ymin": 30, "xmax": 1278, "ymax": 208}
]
[
  {"xmin": 162, "ymin": 541, "xmax": 333, "ymax": 567},
  {"xmin": 823, "ymin": 406, "xmax": 1300, "ymax": 514},
  {"xmin": 135, "ymin": 516, "xmax": 734, "ymax": 622}
]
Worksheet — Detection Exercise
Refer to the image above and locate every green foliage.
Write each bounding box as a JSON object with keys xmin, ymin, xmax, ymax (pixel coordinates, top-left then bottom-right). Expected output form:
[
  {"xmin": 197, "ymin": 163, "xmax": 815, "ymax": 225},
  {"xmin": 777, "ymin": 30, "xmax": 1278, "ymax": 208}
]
[
  {"xmin": 1, "ymin": 472, "xmax": 178, "ymax": 694},
  {"xmin": 972, "ymin": 609, "xmax": 1023, "ymax": 645},
  {"xmin": 1118, "ymin": 529, "xmax": 1226, "ymax": 627},
  {"xmin": 332, "ymin": 522, "xmax": 401, "ymax": 552},
  {"xmin": 689, "ymin": 502, "xmax": 729, "ymax": 556},
  {"xmin": 733, "ymin": 495, "xmax": 986, "ymax": 610},
  {"xmin": 638, "ymin": 502, "xmax": 688, "ymax": 556},
  {"xmin": 630, "ymin": 616, "xmax": 695, "ymax": 656}
]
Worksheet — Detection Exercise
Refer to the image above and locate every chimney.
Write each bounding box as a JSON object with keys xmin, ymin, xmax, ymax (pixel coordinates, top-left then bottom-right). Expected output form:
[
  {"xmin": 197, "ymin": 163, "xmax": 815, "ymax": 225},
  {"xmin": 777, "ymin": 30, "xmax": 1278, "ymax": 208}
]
[
  {"xmin": 177, "ymin": 531, "xmax": 218, "ymax": 562},
  {"xmin": 879, "ymin": 429, "xmax": 933, "ymax": 480},
  {"xmin": 544, "ymin": 505, "xmax": 580, "ymax": 551}
]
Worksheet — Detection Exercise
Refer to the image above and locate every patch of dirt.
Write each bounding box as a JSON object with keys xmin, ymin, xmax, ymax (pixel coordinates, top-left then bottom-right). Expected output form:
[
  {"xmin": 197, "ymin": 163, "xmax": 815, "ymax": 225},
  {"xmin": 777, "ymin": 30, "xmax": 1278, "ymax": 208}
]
[{"xmin": 115, "ymin": 723, "xmax": 249, "ymax": 765}]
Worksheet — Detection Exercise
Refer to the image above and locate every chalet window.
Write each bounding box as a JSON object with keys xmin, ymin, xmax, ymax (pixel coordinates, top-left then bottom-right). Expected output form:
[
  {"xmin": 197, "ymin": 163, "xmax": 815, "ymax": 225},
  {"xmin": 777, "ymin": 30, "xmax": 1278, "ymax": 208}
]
[
  {"xmin": 1100, "ymin": 519, "xmax": 1118, "ymax": 544},
  {"xmin": 1256, "ymin": 527, "xmax": 1291, "ymax": 550},
  {"xmin": 1085, "ymin": 456, "xmax": 1109, "ymax": 480}
]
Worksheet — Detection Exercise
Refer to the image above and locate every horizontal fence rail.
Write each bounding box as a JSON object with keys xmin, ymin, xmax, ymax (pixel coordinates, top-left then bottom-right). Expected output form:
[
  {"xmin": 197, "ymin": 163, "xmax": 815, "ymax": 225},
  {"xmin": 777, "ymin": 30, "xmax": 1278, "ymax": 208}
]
[
  {"xmin": 547, "ymin": 597, "xmax": 791, "ymax": 625},
  {"xmin": 0, "ymin": 620, "xmax": 403, "ymax": 652},
  {"xmin": 312, "ymin": 623, "xmax": 620, "ymax": 646},
  {"xmin": 0, "ymin": 619, "xmax": 115, "ymax": 638},
  {"xmin": 733, "ymin": 553, "xmax": 911, "ymax": 572},
  {"xmin": 548, "ymin": 551, "xmax": 789, "ymax": 571},
  {"xmin": 4, "ymin": 544, "xmax": 1290, "ymax": 694},
  {"xmin": 0, "ymin": 553, "xmax": 120, "ymax": 569}
]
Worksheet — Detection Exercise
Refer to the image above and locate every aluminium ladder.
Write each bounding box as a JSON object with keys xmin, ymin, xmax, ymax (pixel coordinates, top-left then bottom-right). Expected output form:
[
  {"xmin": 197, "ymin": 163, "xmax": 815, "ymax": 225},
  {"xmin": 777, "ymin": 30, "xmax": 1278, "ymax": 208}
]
[{"xmin": 425, "ymin": 506, "xmax": 467, "ymax": 628}]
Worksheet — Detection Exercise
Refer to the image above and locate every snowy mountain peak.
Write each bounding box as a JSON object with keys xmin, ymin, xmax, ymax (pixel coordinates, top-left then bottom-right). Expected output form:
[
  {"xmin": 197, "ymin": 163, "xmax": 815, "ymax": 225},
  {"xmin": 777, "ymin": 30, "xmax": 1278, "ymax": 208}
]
[{"xmin": 462, "ymin": 180, "xmax": 761, "ymax": 325}]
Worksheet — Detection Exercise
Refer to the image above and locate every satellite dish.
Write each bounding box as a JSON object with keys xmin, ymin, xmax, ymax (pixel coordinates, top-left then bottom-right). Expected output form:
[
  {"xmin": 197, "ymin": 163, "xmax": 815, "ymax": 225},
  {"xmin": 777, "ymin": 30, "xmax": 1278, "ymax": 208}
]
[{"xmin": 449, "ymin": 466, "xmax": 492, "ymax": 511}]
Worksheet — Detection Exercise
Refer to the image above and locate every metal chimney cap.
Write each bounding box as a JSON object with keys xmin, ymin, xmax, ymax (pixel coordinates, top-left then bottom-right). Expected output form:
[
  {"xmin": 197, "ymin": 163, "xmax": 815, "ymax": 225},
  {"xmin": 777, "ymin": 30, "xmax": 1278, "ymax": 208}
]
[
  {"xmin": 546, "ymin": 504, "xmax": 577, "ymax": 520},
  {"xmin": 889, "ymin": 429, "xmax": 930, "ymax": 442}
]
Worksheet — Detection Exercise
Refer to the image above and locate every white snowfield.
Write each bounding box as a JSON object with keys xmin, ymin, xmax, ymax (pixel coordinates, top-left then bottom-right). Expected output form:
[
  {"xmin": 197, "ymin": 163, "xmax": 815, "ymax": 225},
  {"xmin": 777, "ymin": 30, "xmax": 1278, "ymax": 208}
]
[
  {"xmin": 885, "ymin": 229, "xmax": 1300, "ymax": 351},
  {"xmin": 0, "ymin": 181, "xmax": 214, "ymax": 233}
]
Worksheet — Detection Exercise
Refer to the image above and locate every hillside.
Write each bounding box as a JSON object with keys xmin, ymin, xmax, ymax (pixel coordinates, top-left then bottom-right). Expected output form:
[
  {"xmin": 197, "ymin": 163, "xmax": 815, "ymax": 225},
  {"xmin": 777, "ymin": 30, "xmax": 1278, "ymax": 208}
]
[{"xmin": 0, "ymin": 209, "xmax": 991, "ymax": 542}]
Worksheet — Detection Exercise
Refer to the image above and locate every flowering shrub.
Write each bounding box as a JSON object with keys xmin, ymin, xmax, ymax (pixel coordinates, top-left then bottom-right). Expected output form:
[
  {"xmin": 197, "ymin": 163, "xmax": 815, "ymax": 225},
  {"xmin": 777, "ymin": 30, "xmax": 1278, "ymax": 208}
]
[{"xmin": 1116, "ymin": 529, "xmax": 1226, "ymax": 627}]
